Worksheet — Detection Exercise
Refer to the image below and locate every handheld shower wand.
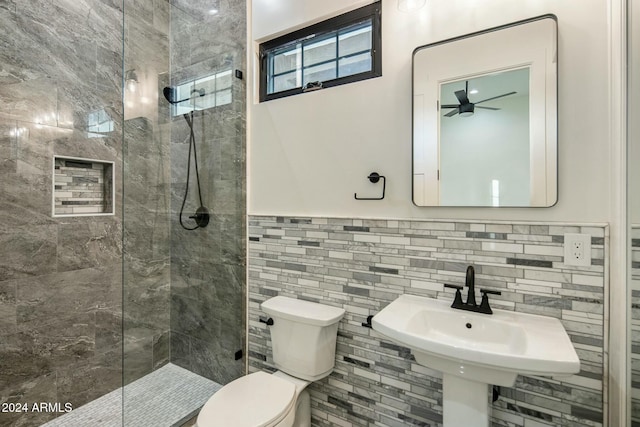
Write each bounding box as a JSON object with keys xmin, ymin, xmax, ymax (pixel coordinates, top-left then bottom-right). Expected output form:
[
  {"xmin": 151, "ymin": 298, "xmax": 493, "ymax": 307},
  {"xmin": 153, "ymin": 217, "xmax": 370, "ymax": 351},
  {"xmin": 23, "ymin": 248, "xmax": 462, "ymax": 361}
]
[{"xmin": 163, "ymin": 85, "xmax": 210, "ymax": 230}]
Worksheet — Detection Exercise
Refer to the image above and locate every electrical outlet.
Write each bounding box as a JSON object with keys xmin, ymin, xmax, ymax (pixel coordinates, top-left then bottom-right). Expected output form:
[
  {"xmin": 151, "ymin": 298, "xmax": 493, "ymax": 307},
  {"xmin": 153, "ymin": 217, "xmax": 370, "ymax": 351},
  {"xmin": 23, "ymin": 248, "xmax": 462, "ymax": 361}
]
[{"xmin": 563, "ymin": 233, "xmax": 592, "ymax": 267}]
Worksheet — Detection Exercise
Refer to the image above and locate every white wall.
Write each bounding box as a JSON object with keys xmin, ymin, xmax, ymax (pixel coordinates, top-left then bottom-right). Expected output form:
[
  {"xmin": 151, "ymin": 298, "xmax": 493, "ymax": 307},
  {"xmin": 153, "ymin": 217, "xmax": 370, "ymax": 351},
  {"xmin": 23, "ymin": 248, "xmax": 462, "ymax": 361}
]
[
  {"xmin": 630, "ymin": 1, "xmax": 640, "ymax": 224},
  {"xmin": 248, "ymin": 0, "xmax": 611, "ymax": 222}
]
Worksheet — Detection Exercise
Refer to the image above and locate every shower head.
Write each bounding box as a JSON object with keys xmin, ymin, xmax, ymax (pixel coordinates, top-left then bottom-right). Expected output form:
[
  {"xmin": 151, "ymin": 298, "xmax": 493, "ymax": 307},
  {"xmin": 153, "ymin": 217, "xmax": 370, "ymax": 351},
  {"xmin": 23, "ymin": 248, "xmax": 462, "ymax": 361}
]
[
  {"xmin": 162, "ymin": 86, "xmax": 206, "ymax": 104},
  {"xmin": 163, "ymin": 86, "xmax": 178, "ymax": 104}
]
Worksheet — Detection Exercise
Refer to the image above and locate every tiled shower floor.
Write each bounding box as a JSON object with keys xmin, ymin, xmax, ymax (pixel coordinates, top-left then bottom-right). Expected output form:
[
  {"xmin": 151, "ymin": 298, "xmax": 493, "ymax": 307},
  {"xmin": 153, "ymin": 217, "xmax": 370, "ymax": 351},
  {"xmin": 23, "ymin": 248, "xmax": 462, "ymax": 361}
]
[{"xmin": 42, "ymin": 363, "xmax": 221, "ymax": 427}]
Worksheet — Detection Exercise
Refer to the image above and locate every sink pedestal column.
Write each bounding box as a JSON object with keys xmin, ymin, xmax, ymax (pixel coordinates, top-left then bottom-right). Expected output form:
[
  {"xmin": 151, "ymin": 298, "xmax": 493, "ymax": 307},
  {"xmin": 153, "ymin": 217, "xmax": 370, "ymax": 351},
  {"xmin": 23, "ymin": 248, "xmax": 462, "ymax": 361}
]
[{"xmin": 442, "ymin": 374, "xmax": 489, "ymax": 427}]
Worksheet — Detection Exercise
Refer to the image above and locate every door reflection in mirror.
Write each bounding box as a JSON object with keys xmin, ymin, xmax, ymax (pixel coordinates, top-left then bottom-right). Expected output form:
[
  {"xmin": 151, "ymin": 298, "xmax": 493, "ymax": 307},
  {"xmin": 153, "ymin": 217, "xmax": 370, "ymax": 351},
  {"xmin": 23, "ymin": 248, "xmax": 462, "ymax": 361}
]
[{"xmin": 439, "ymin": 68, "xmax": 530, "ymax": 206}]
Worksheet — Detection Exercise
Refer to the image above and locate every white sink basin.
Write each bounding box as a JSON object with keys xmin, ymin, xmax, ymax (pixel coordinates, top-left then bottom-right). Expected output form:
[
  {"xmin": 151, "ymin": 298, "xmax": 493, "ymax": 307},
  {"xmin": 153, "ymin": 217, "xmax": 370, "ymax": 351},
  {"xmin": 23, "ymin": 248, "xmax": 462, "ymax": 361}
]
[{"xmin": 372, "ymin": 294, "xmax": 580, "ymax": 386}]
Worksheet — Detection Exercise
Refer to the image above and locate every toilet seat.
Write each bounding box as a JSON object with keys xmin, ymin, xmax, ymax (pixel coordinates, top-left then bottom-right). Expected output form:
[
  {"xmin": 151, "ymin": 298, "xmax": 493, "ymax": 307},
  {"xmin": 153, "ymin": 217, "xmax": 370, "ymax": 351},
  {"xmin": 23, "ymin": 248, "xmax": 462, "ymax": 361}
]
[{"xmin": 197, "ymin": 372, "xmax": 297, "ymax": 427}]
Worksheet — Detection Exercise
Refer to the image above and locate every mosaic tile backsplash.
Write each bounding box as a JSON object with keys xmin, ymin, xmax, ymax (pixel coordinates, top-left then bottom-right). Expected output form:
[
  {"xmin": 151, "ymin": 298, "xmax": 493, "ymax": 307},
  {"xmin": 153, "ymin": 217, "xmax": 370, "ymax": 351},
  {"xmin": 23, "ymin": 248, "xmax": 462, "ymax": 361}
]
[
  {"xmin": 248, "ymin": 216, "xmax": 607, "ymax": 427},
  {"xmin": 631, "ymin": 226, "xmax": 640, "ymax": 426}
]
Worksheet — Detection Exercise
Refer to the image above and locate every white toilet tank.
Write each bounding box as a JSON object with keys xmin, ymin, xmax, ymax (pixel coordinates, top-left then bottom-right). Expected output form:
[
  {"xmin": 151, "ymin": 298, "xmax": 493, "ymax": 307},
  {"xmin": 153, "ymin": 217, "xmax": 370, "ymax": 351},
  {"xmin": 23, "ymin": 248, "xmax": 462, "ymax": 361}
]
[{"xmin": 261, "ymin": 296, "xmax": 345, "ymax": 381}]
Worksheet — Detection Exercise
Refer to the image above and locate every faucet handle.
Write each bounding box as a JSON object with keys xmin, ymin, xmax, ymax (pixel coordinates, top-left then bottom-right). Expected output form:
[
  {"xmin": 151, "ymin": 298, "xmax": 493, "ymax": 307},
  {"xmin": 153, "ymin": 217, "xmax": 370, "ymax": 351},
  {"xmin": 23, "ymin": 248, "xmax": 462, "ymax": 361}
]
[
  {"xmin": 444, "ymin": 284, "xmax": 464, "ymax": 309},
  {"xmin": 477, "ymin": 289, "xmax": 501, "ymax": 315}
]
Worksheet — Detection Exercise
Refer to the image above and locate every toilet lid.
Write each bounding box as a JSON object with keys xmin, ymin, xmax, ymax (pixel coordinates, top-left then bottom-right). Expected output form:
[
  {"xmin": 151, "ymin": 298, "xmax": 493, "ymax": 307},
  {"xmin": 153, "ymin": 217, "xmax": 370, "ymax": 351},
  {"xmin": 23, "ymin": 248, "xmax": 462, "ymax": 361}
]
[{"xmin": 197, "ymin": 372, "xmax": 296, "ymax": 427}]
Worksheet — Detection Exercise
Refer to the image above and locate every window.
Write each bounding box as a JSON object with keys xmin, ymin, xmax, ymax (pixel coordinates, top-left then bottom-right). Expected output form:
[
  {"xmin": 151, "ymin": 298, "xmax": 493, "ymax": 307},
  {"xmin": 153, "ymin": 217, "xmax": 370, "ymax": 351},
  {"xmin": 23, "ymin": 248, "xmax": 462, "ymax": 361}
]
[
  {"xmin": 87, "ymin": 109, "xmax": 114, "ymax": 138},
  {"xmin": 172, "ymin": 69, "xmax": 233, "ymax": 116},
  {"xmin": 259, "ymin": 2, "xmax": 381, "ymax": 102}
]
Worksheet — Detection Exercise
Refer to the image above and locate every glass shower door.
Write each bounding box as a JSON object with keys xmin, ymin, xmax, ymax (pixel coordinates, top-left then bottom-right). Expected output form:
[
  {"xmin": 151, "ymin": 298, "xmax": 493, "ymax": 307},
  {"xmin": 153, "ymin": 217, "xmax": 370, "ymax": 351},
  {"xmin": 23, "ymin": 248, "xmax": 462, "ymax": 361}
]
[{"xmin": 121, "ymin": 0, "xmax": 246, "ymax": 425}]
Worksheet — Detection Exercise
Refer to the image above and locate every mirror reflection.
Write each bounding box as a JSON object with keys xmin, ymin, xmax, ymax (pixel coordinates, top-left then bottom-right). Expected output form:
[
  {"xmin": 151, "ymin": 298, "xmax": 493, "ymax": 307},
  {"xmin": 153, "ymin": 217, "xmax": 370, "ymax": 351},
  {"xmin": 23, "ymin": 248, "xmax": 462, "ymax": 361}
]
[
  {"xmin": 439, "ymin": 68, "xmax": 530, "ymax": 206},
  {"xmin": 412, "ymin": 16, "xmax": 557, "ymax": 207}
]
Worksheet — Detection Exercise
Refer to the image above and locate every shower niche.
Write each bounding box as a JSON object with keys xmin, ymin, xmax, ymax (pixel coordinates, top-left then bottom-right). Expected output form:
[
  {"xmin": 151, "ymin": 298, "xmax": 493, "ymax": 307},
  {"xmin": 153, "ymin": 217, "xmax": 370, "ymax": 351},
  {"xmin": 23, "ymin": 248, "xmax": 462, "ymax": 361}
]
[{"xmin": 52, "ymin": 156, "xmax": 115, "ymax": 216}]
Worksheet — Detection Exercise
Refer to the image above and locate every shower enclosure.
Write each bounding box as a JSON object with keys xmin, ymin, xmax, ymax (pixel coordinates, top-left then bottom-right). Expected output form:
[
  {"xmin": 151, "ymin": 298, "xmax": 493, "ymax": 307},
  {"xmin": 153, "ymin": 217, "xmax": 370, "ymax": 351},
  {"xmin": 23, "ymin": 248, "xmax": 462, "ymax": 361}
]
[{"xmin": 0, "ymin": 0, "xmax": 246, "ymax": 425}]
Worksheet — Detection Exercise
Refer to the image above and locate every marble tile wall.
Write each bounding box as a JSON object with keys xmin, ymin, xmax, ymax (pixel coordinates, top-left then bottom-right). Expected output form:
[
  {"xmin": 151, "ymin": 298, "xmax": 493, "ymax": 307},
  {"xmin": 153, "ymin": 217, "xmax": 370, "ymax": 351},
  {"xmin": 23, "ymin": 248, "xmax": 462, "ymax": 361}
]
[
  {"xmin": 122, "ymin": 116, "xmax": 171, "ymax": 386},
  {"xmin": 168, "ymin": 0, "xmax": 247, "ymax": 386},
  {"xmin": 248, "ymin": 216, "xmax": 607, "ymax": 427},
  {"xmin": 1, "ymin": 0, "xmax": 246, "ymax": 423},
  {"xmin": 0, "ymin": 1, "xmax": 124, "ymax": 425},
  {"xmin": 122, "ymin": 0, "xmax": 172, "ymax": 388},
  {"xmin": 0, "ymin": 0, "xmax": 175, "ymax": 426}
]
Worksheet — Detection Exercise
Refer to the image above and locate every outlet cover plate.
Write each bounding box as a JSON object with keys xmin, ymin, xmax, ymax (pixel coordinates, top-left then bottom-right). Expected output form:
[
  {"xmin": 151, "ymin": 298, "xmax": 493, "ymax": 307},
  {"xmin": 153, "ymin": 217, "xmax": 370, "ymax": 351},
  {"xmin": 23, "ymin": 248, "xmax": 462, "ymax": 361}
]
[{"xmin": 563, "ymin": 233, "xmax": 592, "ymax": 267}]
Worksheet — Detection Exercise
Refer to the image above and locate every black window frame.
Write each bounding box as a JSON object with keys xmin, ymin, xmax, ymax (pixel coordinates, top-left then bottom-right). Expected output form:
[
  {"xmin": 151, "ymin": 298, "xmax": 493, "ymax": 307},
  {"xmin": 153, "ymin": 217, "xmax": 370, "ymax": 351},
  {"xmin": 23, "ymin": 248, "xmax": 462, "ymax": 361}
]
[{"xmin": 259, "ymin": 1, "xmax": 382, "ymax": 102}]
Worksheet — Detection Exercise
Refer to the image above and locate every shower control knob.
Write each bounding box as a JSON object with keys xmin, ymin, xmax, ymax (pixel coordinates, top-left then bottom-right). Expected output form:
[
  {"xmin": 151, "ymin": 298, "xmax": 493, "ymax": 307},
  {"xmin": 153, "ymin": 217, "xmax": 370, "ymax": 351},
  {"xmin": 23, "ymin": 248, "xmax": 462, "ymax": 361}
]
[{"xmin": 189, "ymin": 206, "xmax": 210, "ymax": 228}]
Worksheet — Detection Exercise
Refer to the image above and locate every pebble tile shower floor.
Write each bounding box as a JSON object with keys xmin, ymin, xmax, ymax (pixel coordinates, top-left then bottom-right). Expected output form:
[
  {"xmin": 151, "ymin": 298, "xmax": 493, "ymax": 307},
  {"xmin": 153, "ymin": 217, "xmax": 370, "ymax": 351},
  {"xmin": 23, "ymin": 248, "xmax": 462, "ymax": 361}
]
[{"xmin": 41, "ymin": 364, "xmax": 221, "ymax": 427}]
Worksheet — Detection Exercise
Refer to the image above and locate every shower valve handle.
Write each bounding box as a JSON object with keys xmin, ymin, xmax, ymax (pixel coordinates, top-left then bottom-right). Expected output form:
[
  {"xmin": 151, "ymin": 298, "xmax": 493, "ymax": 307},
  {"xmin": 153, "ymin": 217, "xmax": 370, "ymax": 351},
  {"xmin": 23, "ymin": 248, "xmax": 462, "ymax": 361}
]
[{"xmin": 188, "ymin": 206, "xmax": 210, "ymax": 228}]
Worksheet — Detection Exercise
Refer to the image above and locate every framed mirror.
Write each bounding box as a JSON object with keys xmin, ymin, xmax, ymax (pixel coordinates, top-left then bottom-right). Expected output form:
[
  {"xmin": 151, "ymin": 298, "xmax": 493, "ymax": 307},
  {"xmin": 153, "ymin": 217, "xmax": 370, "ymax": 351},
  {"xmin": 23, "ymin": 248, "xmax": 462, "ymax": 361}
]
[{"xmin": 412, "ymin": 15, "xmax": 558, "ymax": 207}]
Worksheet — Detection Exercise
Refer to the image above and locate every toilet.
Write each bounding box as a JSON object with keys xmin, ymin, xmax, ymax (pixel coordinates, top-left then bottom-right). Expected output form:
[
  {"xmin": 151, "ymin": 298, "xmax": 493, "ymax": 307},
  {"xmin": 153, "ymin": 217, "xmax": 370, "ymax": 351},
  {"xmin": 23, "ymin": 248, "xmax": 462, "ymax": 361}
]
[{"xmin": 196, "ymin": 296, "xmax": 345, "ymax": 427}]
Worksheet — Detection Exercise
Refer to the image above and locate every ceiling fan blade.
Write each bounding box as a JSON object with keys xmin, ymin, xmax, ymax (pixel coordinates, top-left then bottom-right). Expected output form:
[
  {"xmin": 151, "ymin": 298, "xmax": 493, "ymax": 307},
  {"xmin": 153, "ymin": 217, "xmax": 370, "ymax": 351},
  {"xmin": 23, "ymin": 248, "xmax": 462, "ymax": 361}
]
[
  {"xmin": 454, "ymin": 90, "xmax": 469, "ymax": 105},
  {"xmin": 476, "ymin": 106, "xmax": 500, "ymax": 110},
  {"xmin": 444, "ymin": 109, "xmax": 459, "ymax": 117},
  {"xmin": 475, "ymin": 91, "xmax": 517, "ymax": 104},
  {"xmin": 440, "ymin": 104, "xmax": 459, "ymax": 109}
]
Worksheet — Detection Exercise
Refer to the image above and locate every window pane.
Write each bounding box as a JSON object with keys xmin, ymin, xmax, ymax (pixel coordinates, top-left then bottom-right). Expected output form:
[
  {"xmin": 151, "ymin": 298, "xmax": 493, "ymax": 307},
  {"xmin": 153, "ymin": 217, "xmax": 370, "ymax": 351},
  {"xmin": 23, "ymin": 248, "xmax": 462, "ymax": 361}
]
[
  {"xmin": 303, "ymin": 61, "xmax": 337, "ymax": 85},
  {"xmin": 339, "ymin": 24, "xmax": 372, "ymax": 57},
  {"xmin": 303, "ymin": 34, "xmax": 336, "ymax": 67},
  {"xmin": 193, "ymin": 92, "xmax": 216, "ymax": 110},
  {"xmin": 175, "ymin": 100, "xmax": 193, "ymax": 116},
  {"xmin": 271, "ymin": 46, "xmax": 300, "ymax": 75},
  {"xmin": 216, "ymin": 70, "xmax": 233, "ymax": 90},
  {"xmin": 272, "ymin": 71, "xmax": 299, "ymax": 93},
  {"xmin": 338, "ymin": 53, "xmax": 371, "ymax": 77},
  {"xmin": 195, "ymin": 75, "xmax": 216, "ymax": 98},
  {"xmin": 176, "ymin": 82, "xmax": 193, "ymax": 104},
  {"xmin": 259, "ymin": 2, "xmax": 380, "ymax": 101},
  {"xmin": 172, "ymin": 69, "xmax": 234, "ymax": 114},
  {"xmin": 216, "ymin": 89, "xmax": 232, "ymax": 106}
]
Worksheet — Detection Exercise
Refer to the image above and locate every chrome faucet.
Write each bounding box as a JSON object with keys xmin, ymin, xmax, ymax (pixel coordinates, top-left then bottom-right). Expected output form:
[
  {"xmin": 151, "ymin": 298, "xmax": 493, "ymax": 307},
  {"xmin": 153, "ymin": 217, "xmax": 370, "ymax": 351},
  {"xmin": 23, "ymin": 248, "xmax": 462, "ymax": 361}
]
[{"xmin": 444, "ymin": 265, "xmax": 501, "ymax": 315}]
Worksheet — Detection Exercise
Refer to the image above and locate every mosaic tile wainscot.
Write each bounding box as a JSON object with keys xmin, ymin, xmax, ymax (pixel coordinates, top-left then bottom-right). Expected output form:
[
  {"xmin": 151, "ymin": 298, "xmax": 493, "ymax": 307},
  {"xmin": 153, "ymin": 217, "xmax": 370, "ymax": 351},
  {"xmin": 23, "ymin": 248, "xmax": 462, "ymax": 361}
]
[
  {"xmin": 630, "ymin": 225, "xmax": 640, "ymax": 427},
  {"xmin": 247, "ymin": 216, "xmax": 607, "ymax": 427}
]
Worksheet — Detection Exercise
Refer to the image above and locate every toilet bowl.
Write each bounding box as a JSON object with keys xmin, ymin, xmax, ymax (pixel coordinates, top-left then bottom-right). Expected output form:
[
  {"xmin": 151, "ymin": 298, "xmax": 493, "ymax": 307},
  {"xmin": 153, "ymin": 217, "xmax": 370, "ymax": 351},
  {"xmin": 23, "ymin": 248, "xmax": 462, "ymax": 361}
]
[
  {"xmin": 197, "ymin": 371, "xmax": 310, "ymax": 427},
  {"xmin": 195, "ymin": 296, "xmax": 345, "ymax": 427}
]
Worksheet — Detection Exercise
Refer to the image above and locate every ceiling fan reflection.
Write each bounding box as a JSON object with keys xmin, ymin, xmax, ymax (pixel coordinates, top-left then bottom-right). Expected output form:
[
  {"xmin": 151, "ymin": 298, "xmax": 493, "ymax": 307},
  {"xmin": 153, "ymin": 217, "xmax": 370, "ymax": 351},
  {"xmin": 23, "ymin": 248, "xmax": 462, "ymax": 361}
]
[{"xmin": 441, "ymin": 80, "xmax": 516, "ymax": 117}]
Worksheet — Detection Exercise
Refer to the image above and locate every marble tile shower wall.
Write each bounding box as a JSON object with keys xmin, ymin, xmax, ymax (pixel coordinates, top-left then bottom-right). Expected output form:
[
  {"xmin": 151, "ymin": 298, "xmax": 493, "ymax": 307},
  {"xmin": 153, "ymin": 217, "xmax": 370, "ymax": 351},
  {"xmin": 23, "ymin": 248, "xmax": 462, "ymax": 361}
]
[
  {"xmin": 168, "ymin": 0, "xmax": 247, "ymax": 386},
  {"xmin": 122, "ymin": 0, "xmax": 172, "ymax": 387},
  {"xmin": 0, "ymin": 0, "xmax": 174, "ymax": 425},
  {"xmin": 248, "ymin": 216, "xmax": 607, "ymax": 427},
  {"xmin": 0, "ymin": 1, "xmax": 126, "ymax": 426},
  {"xmin": 122, "ymin": 117, "xmax": 171, "ymax": 385}
]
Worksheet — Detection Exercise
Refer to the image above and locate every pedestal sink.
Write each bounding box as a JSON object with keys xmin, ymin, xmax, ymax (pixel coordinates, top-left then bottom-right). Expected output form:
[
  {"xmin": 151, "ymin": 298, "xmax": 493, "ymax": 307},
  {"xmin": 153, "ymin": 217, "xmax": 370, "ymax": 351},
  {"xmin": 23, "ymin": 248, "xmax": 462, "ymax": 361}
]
[{"xmin": 371, "ymin": 294, "xmax": 580, "ymax": 427}]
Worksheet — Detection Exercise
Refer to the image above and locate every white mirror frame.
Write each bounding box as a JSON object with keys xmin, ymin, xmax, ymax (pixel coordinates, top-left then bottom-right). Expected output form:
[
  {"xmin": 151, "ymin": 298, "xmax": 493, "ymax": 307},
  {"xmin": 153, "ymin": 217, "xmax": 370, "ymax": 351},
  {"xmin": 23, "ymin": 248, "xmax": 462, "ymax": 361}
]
[{"xmin": 412, "ymin": 15, "xmax": 558, "ymax": 207}]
